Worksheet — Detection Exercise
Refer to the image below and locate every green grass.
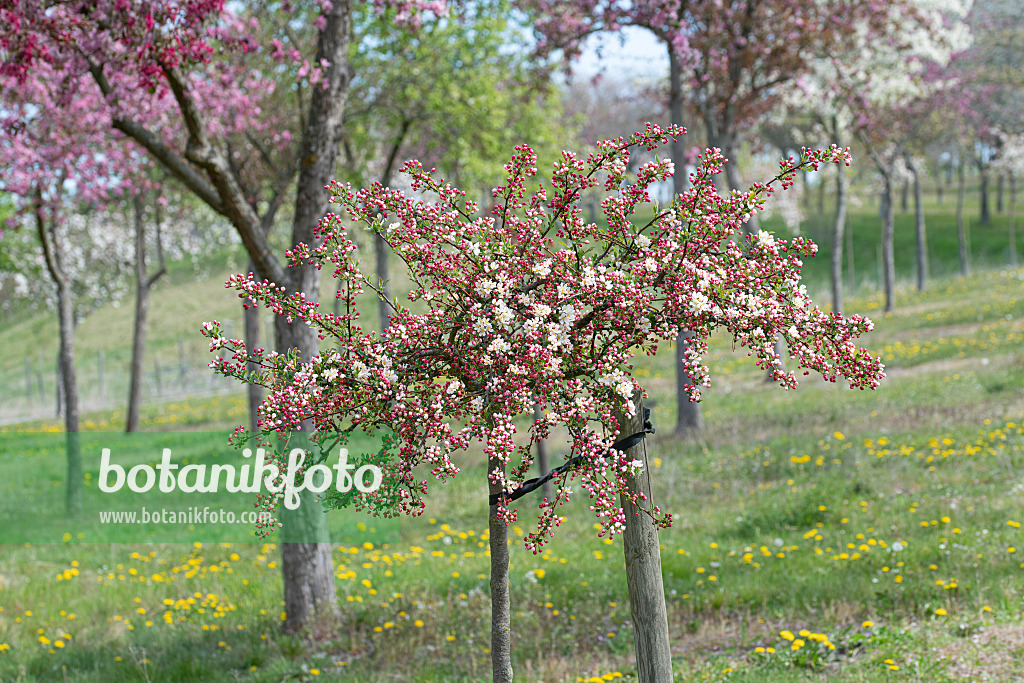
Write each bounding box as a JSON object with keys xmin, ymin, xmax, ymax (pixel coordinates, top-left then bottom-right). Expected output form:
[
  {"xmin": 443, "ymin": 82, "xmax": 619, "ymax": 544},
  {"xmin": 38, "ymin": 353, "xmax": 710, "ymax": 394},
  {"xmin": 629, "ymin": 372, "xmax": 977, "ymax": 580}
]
[{"xmin": 1, "ymin": 200, "xmax": 1024, "ymax": 680}]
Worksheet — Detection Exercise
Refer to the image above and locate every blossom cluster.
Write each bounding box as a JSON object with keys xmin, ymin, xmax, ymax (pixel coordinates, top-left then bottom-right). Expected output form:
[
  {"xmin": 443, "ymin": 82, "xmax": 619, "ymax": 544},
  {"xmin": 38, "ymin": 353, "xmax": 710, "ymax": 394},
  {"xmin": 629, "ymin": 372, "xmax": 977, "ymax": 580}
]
[{"xmin": 204, "ymin": 123, "xmax": 883, "ymax": 551}]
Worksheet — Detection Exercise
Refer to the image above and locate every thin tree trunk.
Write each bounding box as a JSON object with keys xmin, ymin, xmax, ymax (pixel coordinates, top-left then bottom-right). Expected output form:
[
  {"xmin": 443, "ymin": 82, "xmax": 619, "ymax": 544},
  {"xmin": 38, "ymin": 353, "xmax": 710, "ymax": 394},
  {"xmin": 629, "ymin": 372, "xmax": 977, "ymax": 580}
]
[
  {"xmin": 817, "ymin": 172, "xmax": 825, "ymax": 216},
  {"xmin": 374, "ymin": 119, "xmax": 411, "ymax": 334},
  {"xmin": 614, "ymin": 390, "xmax": 673, "ymax": 683},
  {"xmin": 533, "ymin": 403, "xmax": 552, "ymax": 501},
  {"xmin": 25, "ymin": 356, "xmax": 32, "ymax": 404},
  {"xmin": 979, "ymin": 162, "xmax": 991, "ymax": 225},
  {"xmin": 881, "ymin": 171, "xmax": 896, "ymax": 312},
  {"xmin": 488, "ymin": 413, "xmax": 513, "ymax": 682},
  {"xmin": 126, "ymin": 196, "xmax": 166, "ymax": 432},
  {"xmin": 669, "ymin": 47, "xmax": 701, "ymax": 436},
  {"xmin": 674, "ymin": 330, "xmax": 702, "ymax": 436},
  {"xmin": 56, "ymin": 350, "xmax": 63, "ymax": 418},
  {"xmin": 900, "ymin": 177, "xmax": 909, "ymax": 213},
  {"xmin": 905, "ymin": 154, "xmax": 927, "ymax": 292},
  {"xmin": 376, "ymin": 233, "xmax": 391, "ymax": 333},
  {"xmin": 831, "ymin": 125, "xmax": 848, "ymax": 314},
  {"xmin": 720, "ymin": 139, "xmax": 759, "ymax": 234},
  {"xmin": 957, "ymin": 154, "xmax": 968, "ymax": 276},
  {"xmin": 35, "ymin": 205, "xmax": 81, "ymax": 517},
  {"xmin": 846, "ymin": 211, "xmax": 855, "ymax": 293},
  {"xmin": 244, "ymin": 262, "xmax": 263, "ymax": 433},
  {"xmin": 997, "ymin": 170, "xmax": 1004, "ymax": 213},
  {"xmin": 934, "ymin": 163, "xmax": 944, "ymax": 204},
  {"xmin": 1009, "ymin": 170, "xmax": 1017, "ymax": 267}
]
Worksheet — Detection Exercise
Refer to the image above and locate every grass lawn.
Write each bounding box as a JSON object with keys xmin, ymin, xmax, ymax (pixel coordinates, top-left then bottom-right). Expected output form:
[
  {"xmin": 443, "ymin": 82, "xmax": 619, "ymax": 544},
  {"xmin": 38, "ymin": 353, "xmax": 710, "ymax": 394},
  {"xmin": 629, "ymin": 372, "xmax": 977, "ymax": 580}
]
[{"xmin": 1, "ymin": 199, "xmax": 1023, "ymax": 680}]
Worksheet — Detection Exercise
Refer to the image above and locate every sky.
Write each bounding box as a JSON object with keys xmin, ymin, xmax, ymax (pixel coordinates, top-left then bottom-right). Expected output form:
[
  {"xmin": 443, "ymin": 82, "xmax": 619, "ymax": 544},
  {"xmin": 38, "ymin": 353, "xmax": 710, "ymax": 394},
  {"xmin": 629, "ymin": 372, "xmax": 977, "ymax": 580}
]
[{"xmin": 573, "ymin": 25, "xmax": 669, "ymax": 80}]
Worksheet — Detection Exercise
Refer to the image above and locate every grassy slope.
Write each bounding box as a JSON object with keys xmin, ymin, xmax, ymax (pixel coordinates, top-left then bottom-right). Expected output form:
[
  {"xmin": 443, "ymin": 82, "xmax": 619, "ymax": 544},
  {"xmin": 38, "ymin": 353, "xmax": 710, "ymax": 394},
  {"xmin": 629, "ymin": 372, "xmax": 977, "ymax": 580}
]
[{"xmin": 0, "ymin": 201, "xmax": 1023, "ymax": 681}]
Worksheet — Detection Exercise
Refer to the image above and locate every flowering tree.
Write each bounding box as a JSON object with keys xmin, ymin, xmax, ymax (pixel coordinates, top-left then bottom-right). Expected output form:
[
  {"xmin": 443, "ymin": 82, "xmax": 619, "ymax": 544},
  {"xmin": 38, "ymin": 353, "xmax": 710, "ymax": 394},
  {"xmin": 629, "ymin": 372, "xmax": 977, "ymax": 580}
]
[
  {"xmin": 0, "ymin": 60, "xmax": 134, "ymax": 516},
  {"xmin": 2, "ymin": 0, "xmax": 446, "ymax": 632},
  {"xmin": 204, "ymin": 123, "xmax": 884, "ymax": 680}
]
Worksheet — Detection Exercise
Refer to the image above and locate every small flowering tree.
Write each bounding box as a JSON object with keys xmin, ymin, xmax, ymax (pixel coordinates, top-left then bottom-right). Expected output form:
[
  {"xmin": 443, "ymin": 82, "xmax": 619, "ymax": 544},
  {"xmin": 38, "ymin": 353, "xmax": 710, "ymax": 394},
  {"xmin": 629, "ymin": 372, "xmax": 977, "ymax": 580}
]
[{"xmin": 205, "ymin": 123, "xmax": 884, "ymax": 681}]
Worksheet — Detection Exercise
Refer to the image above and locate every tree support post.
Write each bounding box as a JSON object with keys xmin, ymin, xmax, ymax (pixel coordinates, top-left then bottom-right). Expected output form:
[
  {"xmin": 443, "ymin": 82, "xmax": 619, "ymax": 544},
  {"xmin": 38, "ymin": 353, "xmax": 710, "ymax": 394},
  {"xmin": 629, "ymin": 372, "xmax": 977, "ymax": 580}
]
[{"xmin": 615, "ymin": 390, "xmax": 673, "ymax": 682}]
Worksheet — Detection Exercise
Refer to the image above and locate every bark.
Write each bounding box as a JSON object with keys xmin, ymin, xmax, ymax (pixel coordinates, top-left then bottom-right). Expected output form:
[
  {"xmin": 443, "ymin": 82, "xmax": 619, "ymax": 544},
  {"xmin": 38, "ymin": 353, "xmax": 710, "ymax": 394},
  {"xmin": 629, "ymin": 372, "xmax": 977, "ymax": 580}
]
[
  {"xmin": 533, "ymin": 403, "xmax": 552, "ymax": 501},
  {"xmin": 35, "ymin": 205, "xmax": 81, "ymax": 517},
  {"xmin": 957, "ymin": 154, "xmax": 968, "ymax": 276},
  {"xmin": 126, "ymin": 196, "xmax": 166, "ymax": 432},
  {"xmin": 900, "ymin": 177, "xmax": 909, "ymax": 213},
  {"xmin": 614, "ymin": 390, "xmax": 673, "ymax": 683},
  {"xmin": 668, "ymin": 46, "xmax": 701, "ymax": 437},
  {"xmin": 831, "ymin": 144, "xmax": 848, "ymax": 314},
  {"xmin": 905, "ymin": 154, "xmax": 928, "ymax": 292},
  {"xmin": 488, "ymin": 414, "xmax": 513, "ymax": 682}
]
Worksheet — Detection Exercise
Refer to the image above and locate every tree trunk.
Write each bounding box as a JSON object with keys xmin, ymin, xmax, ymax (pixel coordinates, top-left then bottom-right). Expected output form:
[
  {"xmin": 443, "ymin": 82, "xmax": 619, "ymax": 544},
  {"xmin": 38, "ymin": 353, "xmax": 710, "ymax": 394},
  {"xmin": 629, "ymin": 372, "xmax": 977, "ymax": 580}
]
[
  {"xmin": 533, "ymin": 403, "xmax": 552, "ymax": 501},
  {"xmin": 674, "ymin": 330, "xmax": 702, "ymax": 436},
  {"xmin": 957, "ymin": 154, "xmax": 968, "ymax": 276},
  {"xmin": 831, "ymin": 127, "xmax": 848, "ymax": 314},
  {"xmin": 1009, "ymin": 170, "xmax": 1017, "ymax": 267},
  {"xmin": 276, "ymin": 0, "xmax": 354, "ymax": 634},
  {"xmin": 126, "ymin": 196, "xmax": 165, "ymax": 432},
  {"xmin": 934, "ymin": 163, "xmax": 944, "ymax": 204},
  {"xmin": 900, "ymin": 177, "xmax": 909, "ymax": 213},
  {"xmin": 817, "ymin": 171, "xmax": 825, "ymax": 216},
  {"xmin": 614, "ymin": 390, "xmax": 673, "ymax": 683},
  {"xmin": 279, "ymin": 421, "xmax": 337, "ymax": 636},
  {"xmin": 244, "ymin": 257, "xmax": 263, "ymax": 433},
  {"xmin": 488, "ymin": 414, "xmax": 513, "ymax": 682},
  {"xmin": 35, "ymin": 207, "xmax": 81, "ymax": 517},
  {"xmin": 905, "ymin": 154, "xmax": 927, "ymax": 292},
  {"xmin": 376, "ymin": 233, "xmax": 391, "ymax": 333},
  {"xmin": 880, "ymin": 168, "xmax": 896, "ymax": 312},
  {"xmin": 979, "ymin": 163, "xmax": 991, "ymax": 225},
  {"xmin": 720, "ymin": 138, "xmax": 759, "ymax": 234},
  {"xmin": 668, "ymin": 46, "xmax": 701, "ymax": 436},
  {"xmin": 997, "ymin": 171, "xmax": 1004, "ymax": 213}
]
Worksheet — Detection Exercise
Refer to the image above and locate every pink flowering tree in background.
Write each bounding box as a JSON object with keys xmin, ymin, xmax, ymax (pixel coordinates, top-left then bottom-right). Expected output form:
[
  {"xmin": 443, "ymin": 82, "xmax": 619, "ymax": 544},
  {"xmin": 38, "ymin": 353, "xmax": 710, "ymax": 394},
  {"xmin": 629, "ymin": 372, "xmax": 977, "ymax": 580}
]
[
  {"xmin": 0, "ymin": 62, "xmax": 135, "ymax": 516},
  {"xmin": 2, "ymin": 0, "xmax": 446, "ymax": 633},
  {"xmin": 203, "ymin": 124, "xmax": 884, "ymax": 681}
]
